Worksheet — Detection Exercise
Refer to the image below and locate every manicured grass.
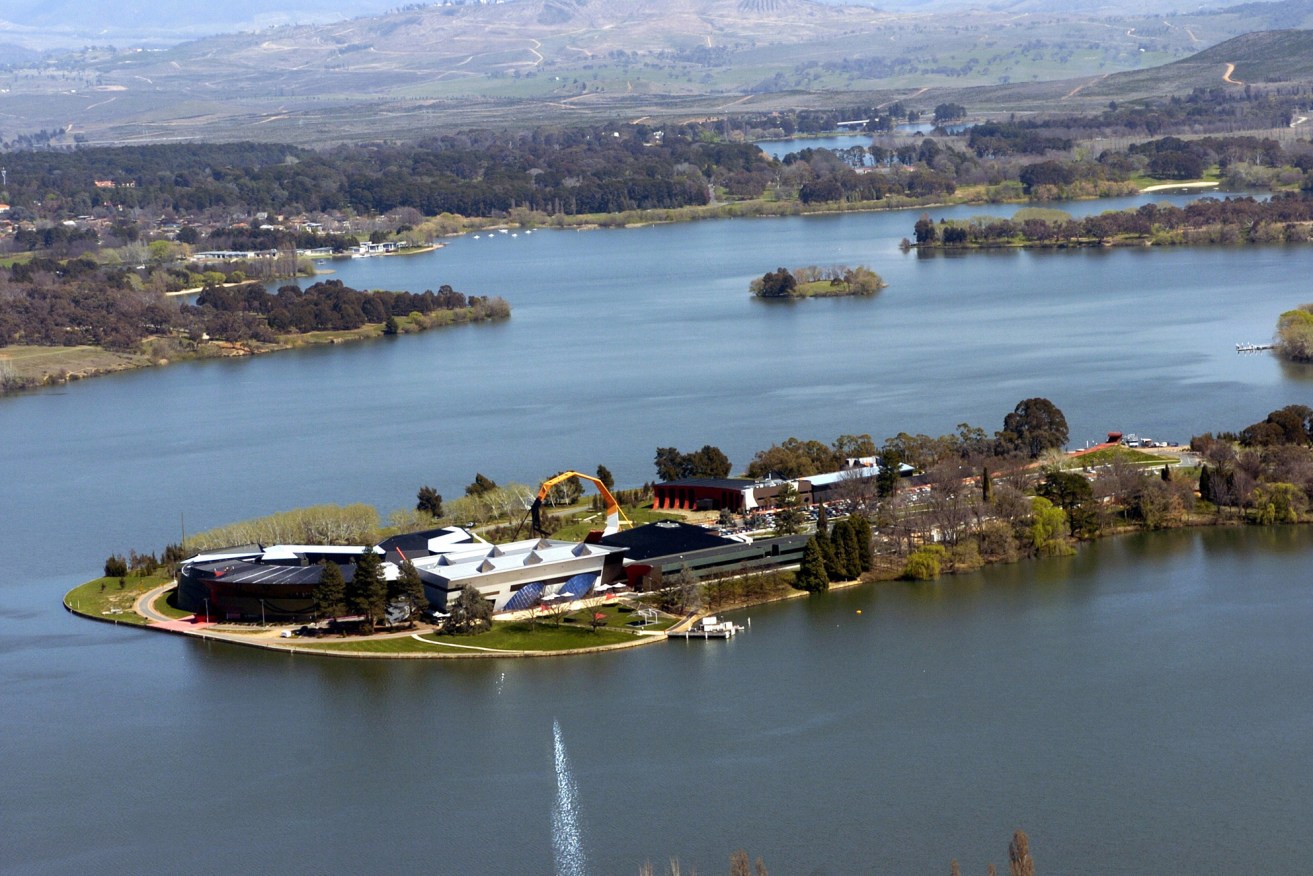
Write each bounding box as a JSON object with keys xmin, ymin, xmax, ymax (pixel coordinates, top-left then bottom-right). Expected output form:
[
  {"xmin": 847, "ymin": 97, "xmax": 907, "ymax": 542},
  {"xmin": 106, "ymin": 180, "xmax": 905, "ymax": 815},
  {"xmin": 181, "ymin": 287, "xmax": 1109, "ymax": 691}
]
[
  {"xmin": 550, "ymin": 505, "xmax": 678, "ymax": 541},
  {"xmin": 1074, "ymin": 446, "xmax": 1175, "ymax": 466},
  {"xmin": 306, "ymin": 621, "xmax": 639, "ymax": 653},
  {"xmin": 154, "ymin": 587, "xmax": 194, "ymax": 620},
  {"xmin": 64, "ymin": 575, "xmax": 172, "ymax": 625}
]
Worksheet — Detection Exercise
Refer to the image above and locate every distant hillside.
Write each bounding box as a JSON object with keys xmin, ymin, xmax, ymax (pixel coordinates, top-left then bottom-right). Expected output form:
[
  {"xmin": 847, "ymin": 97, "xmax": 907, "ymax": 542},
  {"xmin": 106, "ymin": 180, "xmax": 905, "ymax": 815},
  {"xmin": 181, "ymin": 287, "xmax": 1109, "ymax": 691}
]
[
  {"xmin": 0, "ymin": 0, "xmax": 406, "ymax": 50},
  {"xmin": 0, "ymin": 0, "xmax": 1305, "ymax": 145},
  {"xmin": 1078, "ymin": 28, "xmax": 1313, "ymax": 99},
  {"xmin": 1187, "ymin": 28, "xmax": 1313, "ymax": 80}
]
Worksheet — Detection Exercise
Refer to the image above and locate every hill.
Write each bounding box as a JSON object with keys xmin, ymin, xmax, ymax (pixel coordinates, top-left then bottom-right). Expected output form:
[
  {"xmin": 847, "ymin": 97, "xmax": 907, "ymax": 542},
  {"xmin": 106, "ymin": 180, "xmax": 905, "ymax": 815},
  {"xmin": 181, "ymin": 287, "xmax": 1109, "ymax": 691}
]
[{"xmin": 1, "ymin": 0, "xmax": 1310, "ymax": 145}]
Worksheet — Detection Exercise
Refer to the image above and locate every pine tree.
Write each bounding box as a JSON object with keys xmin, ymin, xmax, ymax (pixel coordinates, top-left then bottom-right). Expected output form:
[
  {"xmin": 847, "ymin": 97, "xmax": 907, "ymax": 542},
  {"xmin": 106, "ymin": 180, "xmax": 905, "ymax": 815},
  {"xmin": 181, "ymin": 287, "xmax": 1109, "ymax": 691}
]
[
  {"xmin": 595, "ymin": 464, "xmax": 614, "ymax": 490},
  {"xmin": 1199, "ymin": 465, "xmax": 1212, "ymax": 502},
  {"xmin": 1161, "ymin": 464, "xmax": 1171, "ymax": 482},
  {"xmin": 830, "ymin": 531, "xmax": 850, "ymax": 580},
  {"xmin": 794, "ymin": 537, "xmax": 830, "ymax": 593},
  {"xmin": 416, "ymin": 485, "xmax": 444, "ymax": 517},
  {"xmin": 982, "ymin": 465, "xmax": 993, "ymax": 502},
  {"xmin": 816, "ymin": 503, "xmax": 829, "ymax": 537},
  {"xmin": 348, "ymin": 547, "xmax": 388, "ymax": 633},
  {"xmin": 853, "ymin": 515, "xmax": 874, "ymax": 571},
  {"xmin": 315, "ymin": 559, "xmax": 347, "ymax": 621},
  {"xmin": 816, "ymin": 526, "xmax": 841, "ymax": 580},
  {"xmin": 447, "ymin": 583, "xmax": 492, "ymax": 634},
  {"xmin": 390, "ymin": 558, "xmax": 426, "ymax": 626},
  {"xmin": 840, "ymin": 519, "xmax": 863, "ymax": 579}
]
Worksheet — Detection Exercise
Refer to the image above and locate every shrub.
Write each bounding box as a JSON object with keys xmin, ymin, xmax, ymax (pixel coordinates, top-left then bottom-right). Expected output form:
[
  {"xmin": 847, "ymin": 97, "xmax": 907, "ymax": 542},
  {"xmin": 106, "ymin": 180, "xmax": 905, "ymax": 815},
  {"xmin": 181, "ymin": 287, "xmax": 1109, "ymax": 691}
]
[{"xmin": 902, "ymin": 544, "xmax": 947, "ymax": 580}]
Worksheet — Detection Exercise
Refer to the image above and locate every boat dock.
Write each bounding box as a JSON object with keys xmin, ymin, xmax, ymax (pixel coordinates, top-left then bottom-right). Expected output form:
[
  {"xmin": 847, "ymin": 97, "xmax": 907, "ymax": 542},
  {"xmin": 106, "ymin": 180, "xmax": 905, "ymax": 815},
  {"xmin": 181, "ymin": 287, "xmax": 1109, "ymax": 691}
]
[
  {"xmin": 1236, "ymin": 343, "xmax": 1274, "ymax": 353},
  {"xmin": 669, "ymin": 615, "xmax": 744, "ymax": 640}
]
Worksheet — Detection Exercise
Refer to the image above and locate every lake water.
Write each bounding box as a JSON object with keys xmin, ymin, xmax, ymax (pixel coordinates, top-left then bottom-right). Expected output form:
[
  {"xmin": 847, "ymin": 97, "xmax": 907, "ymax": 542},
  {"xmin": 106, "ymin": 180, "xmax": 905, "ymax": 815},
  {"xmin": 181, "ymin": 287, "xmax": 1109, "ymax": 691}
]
[
  {"xmin": 5, "ymin": 197, "xmax": 1313, "ymax": 874},
  {"xmin": 756, "ymin": 125, "xmax": 970, "ymax": 162}
]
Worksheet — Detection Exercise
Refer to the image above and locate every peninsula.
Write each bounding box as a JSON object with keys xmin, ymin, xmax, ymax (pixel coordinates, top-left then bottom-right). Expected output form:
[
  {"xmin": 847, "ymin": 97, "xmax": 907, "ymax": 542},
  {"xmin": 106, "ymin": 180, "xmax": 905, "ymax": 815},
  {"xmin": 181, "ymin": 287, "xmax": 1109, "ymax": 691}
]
[{"xmin": 66, "ymin": 396, "xmax": 1313, "ymax": 659}]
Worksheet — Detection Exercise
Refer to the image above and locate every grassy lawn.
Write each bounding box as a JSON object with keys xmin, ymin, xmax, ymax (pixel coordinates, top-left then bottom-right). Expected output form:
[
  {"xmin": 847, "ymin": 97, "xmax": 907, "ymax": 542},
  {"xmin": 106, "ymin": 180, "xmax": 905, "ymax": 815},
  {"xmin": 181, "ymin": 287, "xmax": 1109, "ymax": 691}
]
[
  {"xmin": 307, "ymin": 622, "xmax": 638, "ymax": 653},
  {"xmin": 0, "ymin": 252, "xmax": 34, "ymax": 268},
  {"xmin": 1072, "ymin": 446, "xmax": 1176, "ymax": 467},
  {"xmin": 1, "ymin": 345, "xmax": 149, "ymax": 383},
  {"xmin": 550, "ymin": 505, "xmax": 678, "ymax": 541},
  {"xmin": 64, "ymin": 575, "xmax": 172, "ymax": 625},
  {"xmin": 155, "ymin": 587, "xmax": 194, "ymax": 620}
]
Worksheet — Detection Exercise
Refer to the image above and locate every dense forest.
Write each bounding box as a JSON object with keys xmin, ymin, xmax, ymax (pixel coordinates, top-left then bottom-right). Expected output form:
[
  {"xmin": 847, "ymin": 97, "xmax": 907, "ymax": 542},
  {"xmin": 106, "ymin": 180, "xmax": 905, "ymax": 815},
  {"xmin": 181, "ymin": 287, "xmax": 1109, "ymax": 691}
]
[{"xmin": 0, "ymin": 267, "xmax": 507, "ymax": 352}]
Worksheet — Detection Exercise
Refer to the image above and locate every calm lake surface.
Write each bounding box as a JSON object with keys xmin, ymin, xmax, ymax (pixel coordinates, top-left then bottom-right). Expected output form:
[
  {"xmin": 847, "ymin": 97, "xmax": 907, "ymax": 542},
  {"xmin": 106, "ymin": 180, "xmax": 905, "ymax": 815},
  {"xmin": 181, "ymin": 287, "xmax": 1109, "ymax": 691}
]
[{"xmin": 4, "ymin": 196, "xmax": 1313, "ymax": 874}]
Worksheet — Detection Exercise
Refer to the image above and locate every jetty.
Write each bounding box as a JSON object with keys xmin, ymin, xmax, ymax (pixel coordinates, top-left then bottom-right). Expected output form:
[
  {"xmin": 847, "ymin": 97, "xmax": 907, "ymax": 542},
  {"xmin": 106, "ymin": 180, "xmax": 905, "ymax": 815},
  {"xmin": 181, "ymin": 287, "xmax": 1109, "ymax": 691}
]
[
  {"xmin": 669, "ymin": 615, "xmax": 744, "ymax": 640},
  {"xmin": 1236, "ymin": 342, "xmax": 1274, "ymax": 353}
]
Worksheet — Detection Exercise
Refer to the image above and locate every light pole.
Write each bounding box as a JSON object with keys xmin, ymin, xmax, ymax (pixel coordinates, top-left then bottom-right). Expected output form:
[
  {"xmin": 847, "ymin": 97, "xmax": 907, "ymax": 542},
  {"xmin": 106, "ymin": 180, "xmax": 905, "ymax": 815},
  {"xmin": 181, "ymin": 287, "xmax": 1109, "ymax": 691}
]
[{"xmin": 203, "ymin": 597, "xmax": 209, "ymax": 622}]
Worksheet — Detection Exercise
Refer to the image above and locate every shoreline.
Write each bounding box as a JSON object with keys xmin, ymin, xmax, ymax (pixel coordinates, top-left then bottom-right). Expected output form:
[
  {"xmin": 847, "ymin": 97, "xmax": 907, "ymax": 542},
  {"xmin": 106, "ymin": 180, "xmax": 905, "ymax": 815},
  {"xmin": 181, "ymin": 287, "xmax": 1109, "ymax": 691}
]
[
  {"xmin": 63, "ymin": 581, "xmax": 672, "ymax": 660},
  {"xmin": 0, "ymin": 307, "xmax": 508, "ymax": 397}
]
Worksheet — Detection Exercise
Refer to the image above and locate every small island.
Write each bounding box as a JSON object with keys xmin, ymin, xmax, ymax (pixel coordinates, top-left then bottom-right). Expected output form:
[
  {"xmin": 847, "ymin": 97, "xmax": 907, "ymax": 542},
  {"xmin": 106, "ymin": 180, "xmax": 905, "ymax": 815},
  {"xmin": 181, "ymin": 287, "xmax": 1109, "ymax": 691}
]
[{"xmin": 750, "ymin": 264, "xmax": 886, "ymax": 299}]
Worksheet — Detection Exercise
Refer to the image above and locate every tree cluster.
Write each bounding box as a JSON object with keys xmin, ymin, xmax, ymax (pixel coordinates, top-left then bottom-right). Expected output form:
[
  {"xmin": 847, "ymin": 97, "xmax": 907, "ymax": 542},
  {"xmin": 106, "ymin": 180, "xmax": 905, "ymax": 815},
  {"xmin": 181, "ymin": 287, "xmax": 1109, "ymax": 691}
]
[
  {"xmin": 654, "ymin": 445, "xmax": 733, "ymax": 482},
  {"xmin": 917, "ymin": 194, "xmax": 1313, "ymax": 248},
  {"xmin": 0, "ymin": 129, "xmax": 769, "ymax": 219},
  {"xmin": 0, "ymin": 266, "xmax": 506, "ymax": 352}
]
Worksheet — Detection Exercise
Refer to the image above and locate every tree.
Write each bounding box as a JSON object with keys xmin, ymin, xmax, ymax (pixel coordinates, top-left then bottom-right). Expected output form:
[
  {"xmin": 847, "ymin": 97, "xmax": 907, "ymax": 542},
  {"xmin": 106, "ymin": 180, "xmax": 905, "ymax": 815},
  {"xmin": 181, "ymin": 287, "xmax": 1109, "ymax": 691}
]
[
  {"xmin": 852, "ymin": 515, "xmax": 873, "ymax": 572},
  {"xmin": 546, "ymin": 471, "xmax": 585, "ymax": 505},
  {"xmin": 390, "ymin": 559, "xmax": 426, "ymax": 626},
  {"xmin": 347, "ymin": 547, "xmax": 388, "ymax": 633},
  {"xmin": 1030, "ymin": 497, "xmax": 1073, "ymax": 556},
  {"xmin": 444, "ymin": 583, "xmax": 492, "ymax": 634},
  {"xmin": 416, "ymin": 485, "xmax": 444, "ymax": 518},
  {"xmin": 903, "ymin": 544, "xmax": 946, "ymax": 580},
  {"xmin": 794, "ymin": 537, "xmax": 830, "ymax": 592},
  {"xmin": 315, "ymin": 559, "xmax": 347, "ymax": 621},
  {"xmin": 933, "ymin": 102, "xmax": 966, "ymax": 123},
  {"xmin": 103, "ymin": 554, "xmax": 128, "ymax": 578},
  {"xmin": 654, "ymin": 447, "xmax": 685, "ymax": 482},
  {"xmin": 817, "ymin": 524, "xmax": 842, "ymax": 580},
  {"xmin": 913, "ymin": 213, "xmax": 938, "ymax": 245},
  {"xmin": 662, "ymin": 564, "xmax": 701, "ymax": 614},
  {"xmin": 1037, "ymin": 470, "xmax": 1095, "ymax": 536},
  {"xmin": 1008, "ymin": 829, "xmax": 1034, "ymax": 876},
  {"xmin": 838, "ymin": 519, "xmax": 863, "ymax": 579},
  {"xmin": 981, "ymin": 466, "xmax": 993, "ymax": 502},
  {"xmin": 688, "ymin": 445, "xmax": 732, "ymax": 478},
  {"xmin": 654, "ymin": 445, "xmax": 733, "ymax": 481},
  {"xmin": 773, "ymin": 483, "xmax": 807, "ymax": 535},
  {"xmin": 465, "ymin": 472, "xmax": 497, "ymax": 496},
  {"xmin": 998, "ymin": 398, "xmax": 1069, "ymax": 458},
  {"xmin": 595, "ymin": 464, "xmax": 614, "ymax": 490},
  {"xmin": 751, "ymin": 267, "xmax": 798, "ymax": 298},
  {"xmin": 877, "ymin": 448, "xmax": 902, "ymax": 497}
]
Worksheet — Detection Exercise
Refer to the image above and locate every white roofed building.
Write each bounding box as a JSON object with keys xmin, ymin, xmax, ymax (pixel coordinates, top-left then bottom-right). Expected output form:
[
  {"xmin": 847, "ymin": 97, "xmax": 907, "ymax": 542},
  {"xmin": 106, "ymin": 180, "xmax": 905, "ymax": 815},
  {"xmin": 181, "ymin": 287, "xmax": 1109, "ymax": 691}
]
[{"xmin": 410, "ymin": 537, "xmax": 626, "ymax": 613}]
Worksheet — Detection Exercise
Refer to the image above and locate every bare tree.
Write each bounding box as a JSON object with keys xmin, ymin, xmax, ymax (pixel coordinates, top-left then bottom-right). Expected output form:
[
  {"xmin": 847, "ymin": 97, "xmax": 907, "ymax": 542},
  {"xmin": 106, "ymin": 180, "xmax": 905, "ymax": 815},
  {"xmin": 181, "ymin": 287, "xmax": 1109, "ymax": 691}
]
[{"xmin": 1008, "ymin": 829, "xmax": 1034, "ymax": 876}]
